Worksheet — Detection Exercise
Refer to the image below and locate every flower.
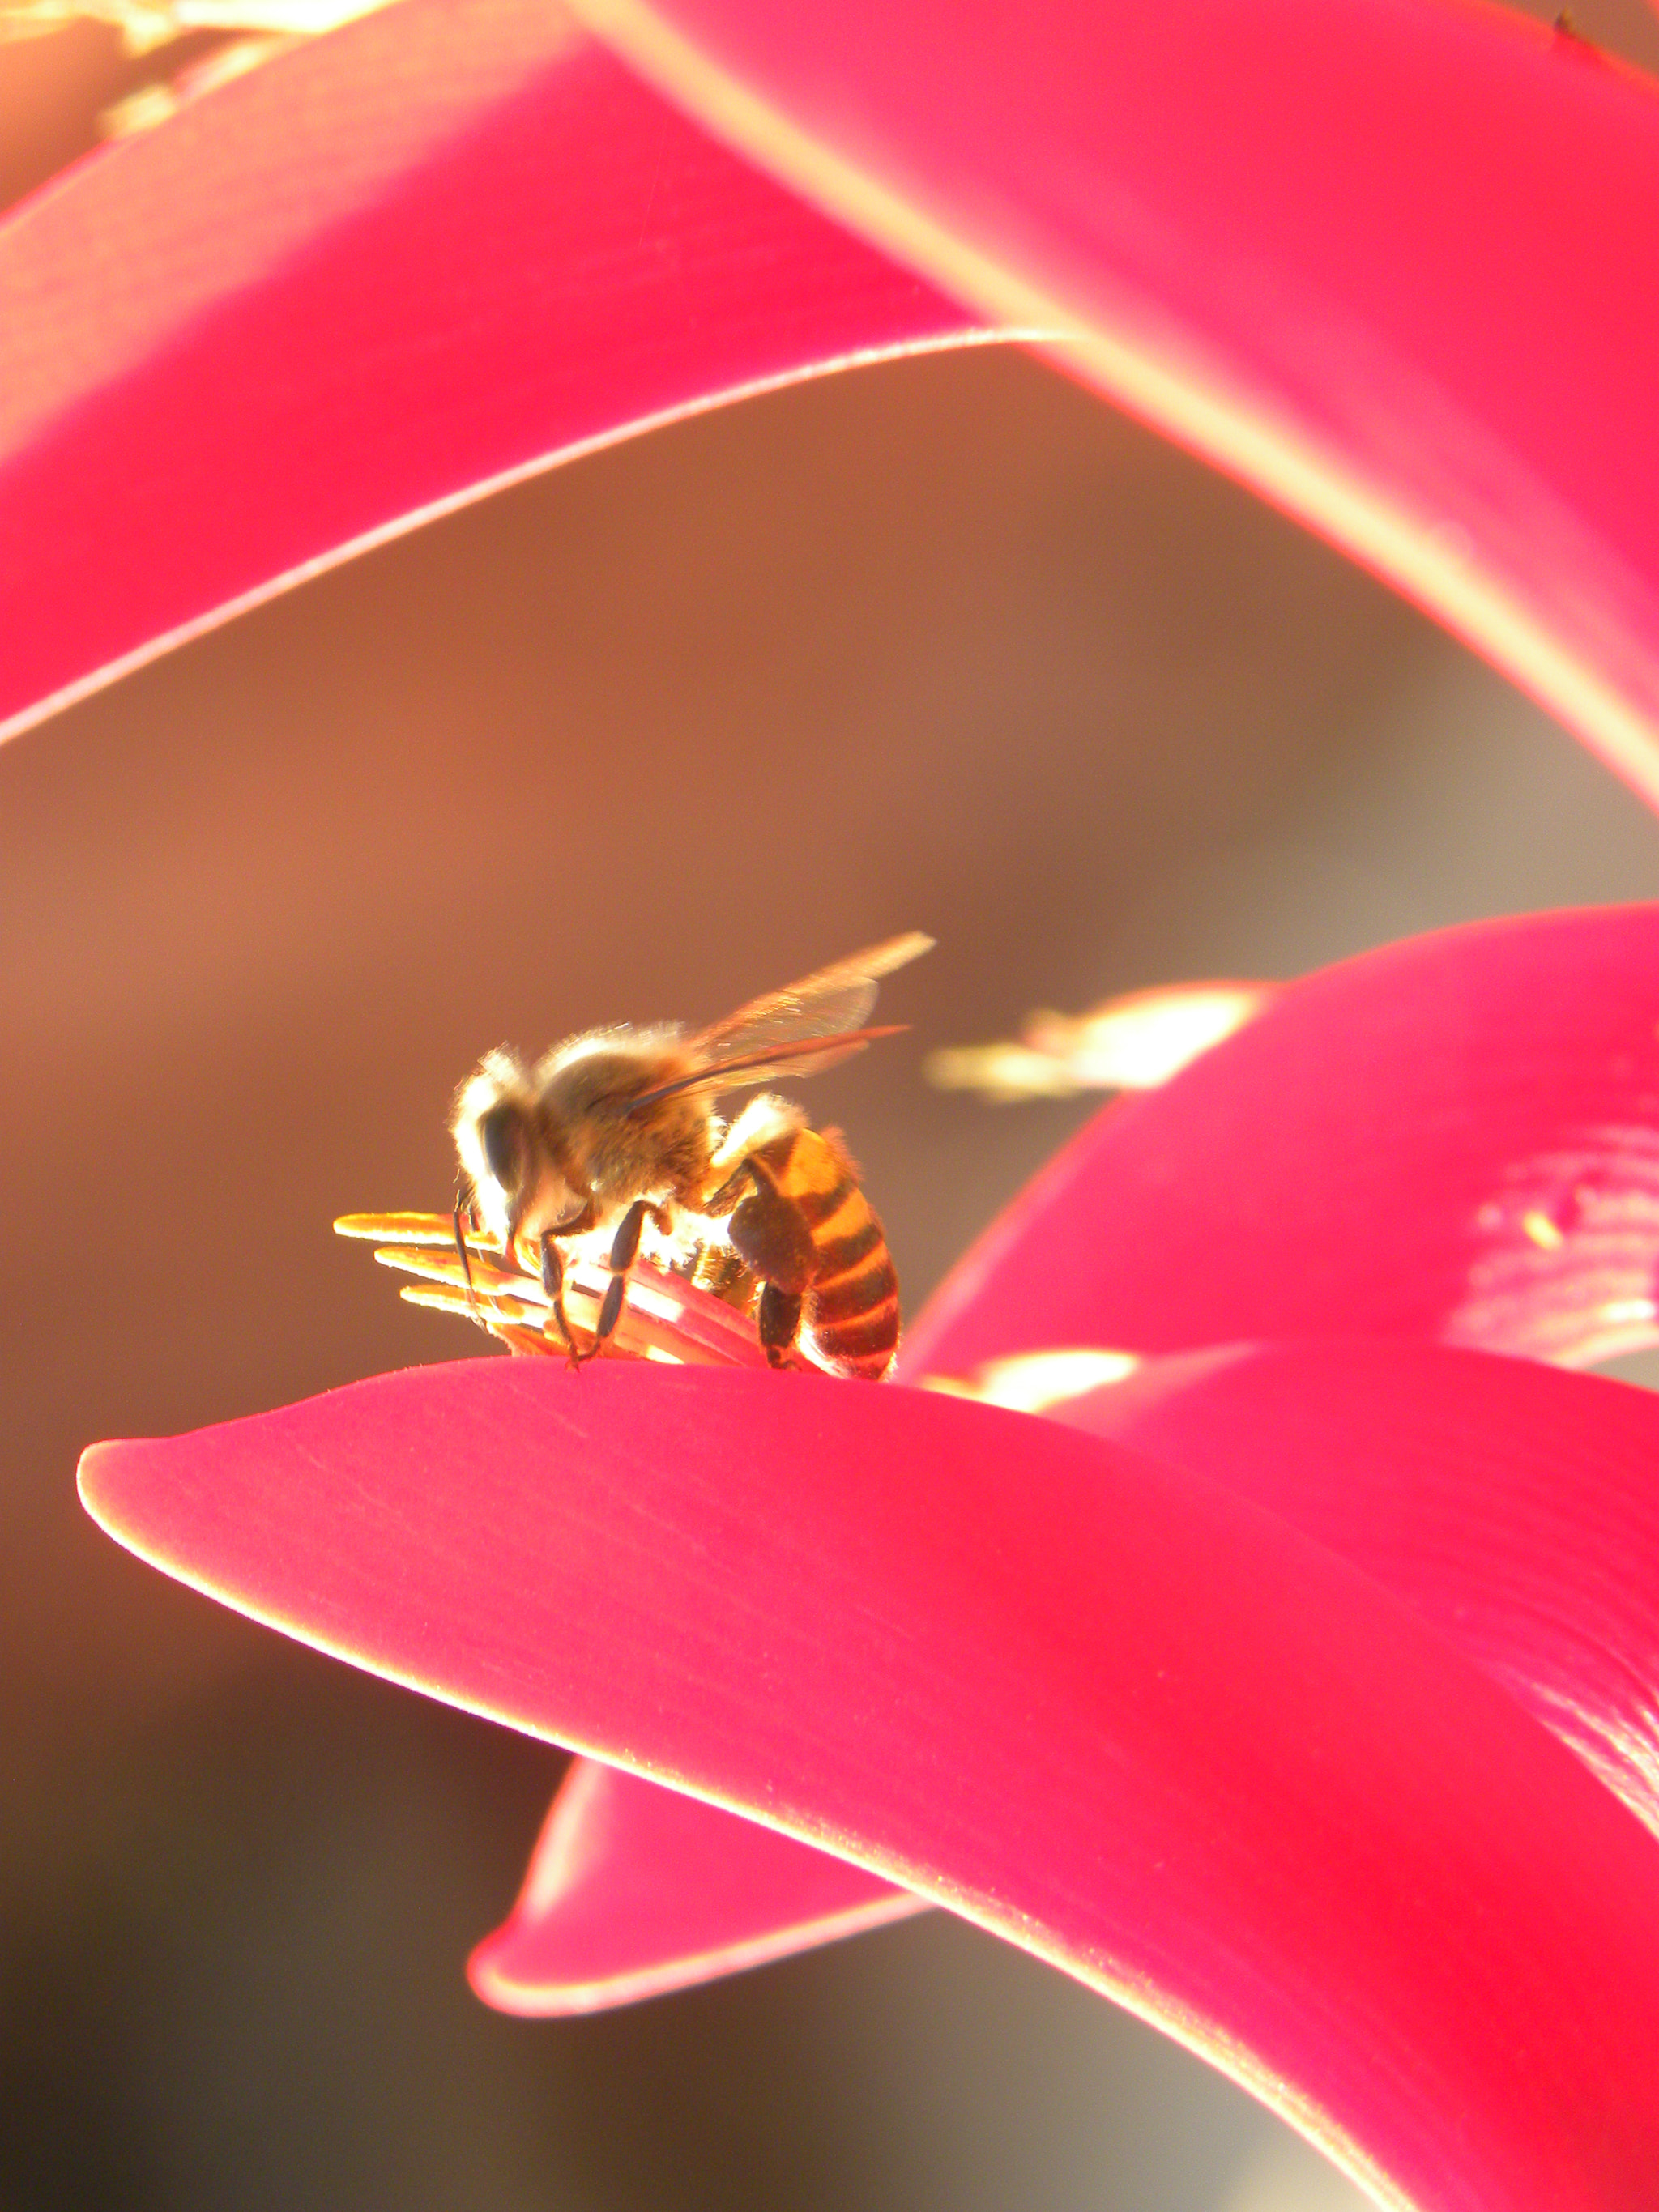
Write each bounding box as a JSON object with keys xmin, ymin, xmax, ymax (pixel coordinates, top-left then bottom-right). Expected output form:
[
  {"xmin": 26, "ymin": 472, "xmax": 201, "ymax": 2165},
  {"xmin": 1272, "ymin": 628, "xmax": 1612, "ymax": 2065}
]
[
  {"xmin": 15, "ymin": 0, "xmax": 1659, "ymax": 2202},
  {"xmin": 80, "ymin": 902, "xmax": 1659, "ymax": 2211}
]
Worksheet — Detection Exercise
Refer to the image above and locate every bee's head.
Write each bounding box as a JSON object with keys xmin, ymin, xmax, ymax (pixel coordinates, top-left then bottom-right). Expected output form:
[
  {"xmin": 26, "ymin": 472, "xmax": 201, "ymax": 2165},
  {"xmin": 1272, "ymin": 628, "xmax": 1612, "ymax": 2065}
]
[
  {"xmin": 452, "ymin": 1051, "xmax": 561, "ymax": 1248},
  {"xmin": 449, "ymin": 1052, "xmax": 533, "ymax": 1247}
]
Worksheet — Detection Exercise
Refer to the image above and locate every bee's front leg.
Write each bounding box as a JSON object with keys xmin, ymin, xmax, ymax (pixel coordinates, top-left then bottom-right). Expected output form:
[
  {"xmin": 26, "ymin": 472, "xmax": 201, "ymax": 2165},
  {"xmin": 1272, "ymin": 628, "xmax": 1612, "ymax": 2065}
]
[
  {"xmin": 572, "ymin": 1197, "xmax": 672, "ymax": 1365},
  {"xmin": 539, "ymin": 1231, "xmax": 577, "ymax": 1356}
]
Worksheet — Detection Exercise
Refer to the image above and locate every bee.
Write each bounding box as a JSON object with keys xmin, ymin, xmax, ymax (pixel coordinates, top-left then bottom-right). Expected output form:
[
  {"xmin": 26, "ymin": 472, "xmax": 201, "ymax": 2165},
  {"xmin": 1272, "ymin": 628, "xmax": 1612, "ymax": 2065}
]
[{"xmin": 450, "ymin": 934, "xmax": 932, "ymax": 1379}]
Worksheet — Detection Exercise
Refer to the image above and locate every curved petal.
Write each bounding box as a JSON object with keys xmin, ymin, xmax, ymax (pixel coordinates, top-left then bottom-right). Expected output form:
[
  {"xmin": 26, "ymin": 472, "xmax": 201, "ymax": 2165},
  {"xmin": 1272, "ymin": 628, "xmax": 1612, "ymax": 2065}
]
[
  {"xmin": 470, "ymin": 1756, "xmax": 921, "ymax": 2014},
  {"xmin": 570, "ymin": 0, "xmax": 1659, "ymax": 805},
  {"xmin": 1060, "ymin": 1339, "xmax": 1659, "ymax": 1838},
  {"xmin": 79, "ymin": 1362, "xmax": 1659, "ymax": 2209},
  {"xmin": 509, "ymin": 1332, "xmax": 1659, "ymax": 2010},
  {"xmin": 0, "ymin": 0, "xmax": 985, "ymax": 742},
  {"xmin": 907, "ymin": 904, "xmax": 1659, "ymax": 1377}
]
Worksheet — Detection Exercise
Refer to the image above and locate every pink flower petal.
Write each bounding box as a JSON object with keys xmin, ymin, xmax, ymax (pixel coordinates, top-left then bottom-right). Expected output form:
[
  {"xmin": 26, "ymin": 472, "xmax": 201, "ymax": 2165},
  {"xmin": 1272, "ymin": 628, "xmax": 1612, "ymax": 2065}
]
[
  {"xmin": 517, "ymin": 1331, "xmax": 1659, "ymax": 2010},
  {"xmin": 470, "ymin": 1755, "xmax": 922, "ymax": 2015},
  {"xmin": 573, "ymin": 0, "xmax": 1659, "ymax": 801},
  {"xmin": 0, "ymin": 0, "xmax": 982, "ymax": 742},
  {"xmin": 908, "ymin": 905, "xmax": 1659, "ymax": 1379},
  {"xmin": 79, "ymin": 1362, "xmax": 1659, "ymax": 2207},
  {"xmin": 1061, "ymin": 1339, "xmax": 1659, "ymax": 1838}
]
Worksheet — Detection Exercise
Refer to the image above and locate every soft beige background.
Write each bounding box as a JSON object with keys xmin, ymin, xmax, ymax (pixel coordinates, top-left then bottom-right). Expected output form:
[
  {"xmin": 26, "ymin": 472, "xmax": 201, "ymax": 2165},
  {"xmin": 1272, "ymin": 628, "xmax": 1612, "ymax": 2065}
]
[{"xmin": 7, "ymin": 26, "xmax": 1659, "ymax": 2202}]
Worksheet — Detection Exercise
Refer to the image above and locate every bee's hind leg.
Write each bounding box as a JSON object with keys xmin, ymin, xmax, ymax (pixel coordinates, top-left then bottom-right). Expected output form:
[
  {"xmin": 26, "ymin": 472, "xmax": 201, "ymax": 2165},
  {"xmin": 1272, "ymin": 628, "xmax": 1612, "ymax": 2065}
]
[
  {"xmin": 572, "ymin": 1198, "xmax": 672, "ymax": 1365},
  {"xmin": 723, "ymin": 1157, "xmax": 815, "ymax": 1372},
  {"xmin": 757, "ymin": 1284, "xmax": 805, "ymax": 1370}
]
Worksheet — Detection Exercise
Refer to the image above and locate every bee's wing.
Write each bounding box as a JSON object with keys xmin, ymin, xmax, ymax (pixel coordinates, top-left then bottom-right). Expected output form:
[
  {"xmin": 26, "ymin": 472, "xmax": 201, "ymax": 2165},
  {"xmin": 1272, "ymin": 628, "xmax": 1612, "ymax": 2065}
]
[
  {"xmin": 690, "ymin": 931, "xmax": 934, "ymax": 1060},
  {"xmin": 627, "ymin": 933, "xmax": 934, "ymax": 1111}
]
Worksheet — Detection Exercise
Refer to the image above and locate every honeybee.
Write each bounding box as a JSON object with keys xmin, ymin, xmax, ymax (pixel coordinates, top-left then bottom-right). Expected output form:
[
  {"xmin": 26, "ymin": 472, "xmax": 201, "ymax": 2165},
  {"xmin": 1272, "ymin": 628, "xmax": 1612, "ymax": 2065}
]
[{"xmin": 451, "ymin": 934, "xmax": 932, "ymax": 1379}]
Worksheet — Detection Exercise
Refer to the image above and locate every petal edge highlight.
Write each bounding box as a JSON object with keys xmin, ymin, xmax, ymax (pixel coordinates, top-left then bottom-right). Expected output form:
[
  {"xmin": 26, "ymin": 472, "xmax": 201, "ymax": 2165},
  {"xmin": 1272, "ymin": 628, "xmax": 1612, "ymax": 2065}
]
[{"xmin": 470, "ymin": 1758, "xmax": 920, "ymax": 2015}]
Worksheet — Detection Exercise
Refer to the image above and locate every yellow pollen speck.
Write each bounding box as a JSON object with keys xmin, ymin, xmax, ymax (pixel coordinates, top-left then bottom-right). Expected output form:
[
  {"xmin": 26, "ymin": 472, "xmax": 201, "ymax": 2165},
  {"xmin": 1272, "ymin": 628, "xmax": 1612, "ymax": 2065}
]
[{"xmin": 1520, "ymin": 1209, "xmax": 1566, "ymax": 1251}]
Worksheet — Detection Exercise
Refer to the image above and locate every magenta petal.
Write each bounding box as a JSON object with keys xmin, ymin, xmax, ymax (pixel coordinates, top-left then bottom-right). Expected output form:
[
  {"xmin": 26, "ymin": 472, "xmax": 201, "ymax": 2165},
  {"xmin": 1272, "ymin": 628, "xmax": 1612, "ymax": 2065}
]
[
  {"xmin": 0, "ymin": 0, "xmax": 981, "ymax": 741},
  {"xmin": 502, "ymin": 1333, "xmax": 1659, "ymax": 2007},
  {"xmin": 470, "ymin": 1756, "xmax": 921, "ymax": 2014},
  {"xmin": 908, "ymin": 904, "xmax": 1659, "ymax": 1377},
  {"xmin": 80, "ymin": 1362, "xmax": 1659, "ymax": 2207},
  {"xmin": 577, "ymin": 0, "xmax": 1659, "ymax": 798},
  {"xmin": 1060, "ymin": 1339, "xmax": 1659, "ymax": 1836}
]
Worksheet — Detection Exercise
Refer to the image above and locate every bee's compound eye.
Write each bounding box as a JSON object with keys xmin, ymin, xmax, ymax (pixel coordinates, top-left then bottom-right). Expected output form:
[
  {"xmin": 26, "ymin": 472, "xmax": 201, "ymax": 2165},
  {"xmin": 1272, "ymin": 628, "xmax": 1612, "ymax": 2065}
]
[{"xmin": 478, "ymin": 1100, "xmax": 526, "ymax": 1191}]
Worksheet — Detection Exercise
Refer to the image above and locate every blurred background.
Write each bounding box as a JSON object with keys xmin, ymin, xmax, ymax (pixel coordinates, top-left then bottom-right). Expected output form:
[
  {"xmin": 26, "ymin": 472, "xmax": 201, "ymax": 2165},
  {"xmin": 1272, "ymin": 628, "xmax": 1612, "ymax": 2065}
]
[{"xmin": 8, "ymin": 19, "xmax": 1659, "ymax": 2210}]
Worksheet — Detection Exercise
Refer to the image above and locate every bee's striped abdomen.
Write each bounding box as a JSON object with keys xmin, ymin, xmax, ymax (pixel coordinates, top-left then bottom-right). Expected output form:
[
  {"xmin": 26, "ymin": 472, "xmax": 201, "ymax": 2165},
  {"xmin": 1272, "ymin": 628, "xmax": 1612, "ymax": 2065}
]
[{"xmin": 751, "ymin": 1125, "xmax": 900, "ymax": 1380}]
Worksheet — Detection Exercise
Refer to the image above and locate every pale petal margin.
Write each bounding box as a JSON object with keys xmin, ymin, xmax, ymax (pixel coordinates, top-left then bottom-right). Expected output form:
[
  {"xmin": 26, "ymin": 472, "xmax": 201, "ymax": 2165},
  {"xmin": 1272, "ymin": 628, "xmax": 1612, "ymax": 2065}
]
[
  {"xmin": 468, "ymin": 1757, "xmax": 923, "ymax": 2014},
  {"xmin": 565, "ymin": 0, "xmax": 1659, "ymax": 806},
  {"xmin": 79, "ymin": 1363, "xmax": 1659, "ymax": 2210},
  {"xmin": 0, "ymin": 0, "xmax": 994, "ymax": 742}
]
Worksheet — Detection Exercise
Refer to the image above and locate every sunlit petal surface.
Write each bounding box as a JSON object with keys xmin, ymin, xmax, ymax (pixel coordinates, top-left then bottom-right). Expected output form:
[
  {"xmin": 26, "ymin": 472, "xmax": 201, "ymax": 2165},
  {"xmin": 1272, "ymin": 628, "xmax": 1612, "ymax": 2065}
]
[
  {"xmin": 470, "ymin": 1756, "xmax": 922, "ymax": 2014},
  {"xmin": 1060, "ymin": 1340, "xmax": 1659, "ymax": 1838},
  {"xmin": 80, "ymin": 1362, "xmax": 1659, "ymax": 2210},
  {"xmin": 908, "ymin": 906, "xmax": 1659, "ymax": 1379},
  {"xmin": 525, "ymin": 1331, "xmax": 1659, "ymax": 2009},
  {"xmin": 0, "ymin": 0, "xmax": 986, "ymax": 741},
  {"xmin": 569, "ymin": 0, "xmax": 1659, "ymax": 804},
  {"xmin": 591, "ymin": 905, "xmax": 1659, "ymax": 2005}
]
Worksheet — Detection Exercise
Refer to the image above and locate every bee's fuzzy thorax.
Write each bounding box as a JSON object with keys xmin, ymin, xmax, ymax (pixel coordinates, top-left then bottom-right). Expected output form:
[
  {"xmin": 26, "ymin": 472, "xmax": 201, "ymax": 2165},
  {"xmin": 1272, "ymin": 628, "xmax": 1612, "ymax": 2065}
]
[
  {"xmin": 533, "ymin": 1029, "xmax": 712, "ymax": 1211},
  {"xmin": 535, "ymin": 1024, "xmax": 685, "ymax": 1076}
]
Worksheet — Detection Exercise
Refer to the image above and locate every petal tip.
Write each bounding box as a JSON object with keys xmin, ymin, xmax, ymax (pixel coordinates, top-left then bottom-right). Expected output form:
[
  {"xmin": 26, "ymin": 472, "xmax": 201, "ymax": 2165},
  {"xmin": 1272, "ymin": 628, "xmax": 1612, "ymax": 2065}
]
[
  {"xmin": 76, "ymin": 1436, "xmax": 132, "ymax": 1534},
  {"xmin": 466, "ymin": 1889, "xmax": 926, "ymax": 2017}
]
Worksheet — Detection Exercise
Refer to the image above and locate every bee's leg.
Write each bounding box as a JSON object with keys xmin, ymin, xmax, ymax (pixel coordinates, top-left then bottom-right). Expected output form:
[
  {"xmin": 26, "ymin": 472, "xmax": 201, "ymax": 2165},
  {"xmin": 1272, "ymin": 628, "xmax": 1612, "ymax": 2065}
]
[
  {"xmin": 722, "ymin": 1157, "xmax": 816, "ymax": 1374},
  {"xmin": 699, "ymin": 1163, "xmax": 748, "ymax": 1220},
  {"xmin": 573, "ymin": 1197, "xmax": 672, "ymax": 1364},
  {"xmin": 538, "ymin": 1231, "xmax": 576, "ymax": 1353},
  {"xmin": 453, "ymin": 1174, "xmax": 483, "ymax": 1322},
  {"xmin": 725, "ymin": 1158, "xmax": 816, "ymax": 1290},
  {"xmin": 757, "ymin": 1284, "xmax": 805, "ymax": 1370}
]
